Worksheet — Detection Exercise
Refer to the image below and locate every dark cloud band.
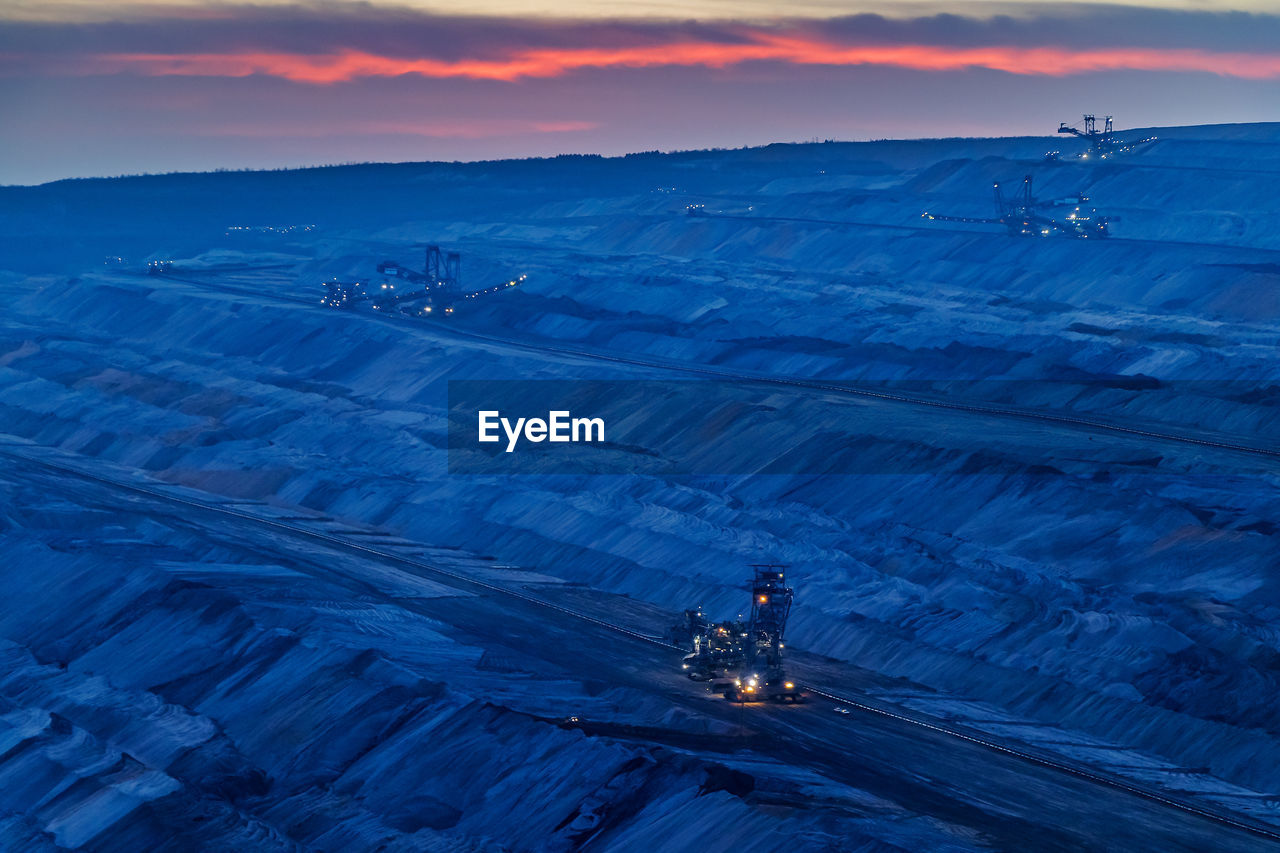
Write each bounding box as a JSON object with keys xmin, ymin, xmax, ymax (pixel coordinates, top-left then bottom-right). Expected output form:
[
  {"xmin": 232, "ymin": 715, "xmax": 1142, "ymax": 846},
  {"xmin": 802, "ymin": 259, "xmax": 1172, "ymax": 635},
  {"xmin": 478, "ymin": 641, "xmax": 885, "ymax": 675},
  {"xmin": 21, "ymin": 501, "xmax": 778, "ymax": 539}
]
[{"xmin": 3, "ymin": 3, "xmax": 1280, "ymax": 62}]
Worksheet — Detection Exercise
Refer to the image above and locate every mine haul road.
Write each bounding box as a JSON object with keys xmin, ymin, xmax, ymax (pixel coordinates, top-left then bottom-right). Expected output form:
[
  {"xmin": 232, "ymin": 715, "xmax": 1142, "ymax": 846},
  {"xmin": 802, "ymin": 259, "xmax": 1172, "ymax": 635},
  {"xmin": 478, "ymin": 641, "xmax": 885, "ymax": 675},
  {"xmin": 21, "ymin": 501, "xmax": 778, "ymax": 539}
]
[{"xmin": 4, "ymin": 446, "xmax": 1278, "ymax": 853}]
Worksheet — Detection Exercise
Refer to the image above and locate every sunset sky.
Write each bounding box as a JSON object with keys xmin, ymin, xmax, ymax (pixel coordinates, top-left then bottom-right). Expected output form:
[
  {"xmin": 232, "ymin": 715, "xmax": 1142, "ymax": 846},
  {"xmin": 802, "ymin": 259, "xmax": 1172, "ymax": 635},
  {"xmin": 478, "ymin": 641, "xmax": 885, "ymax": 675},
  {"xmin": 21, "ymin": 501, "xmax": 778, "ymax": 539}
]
[{"xmin": 2, "ymin": 0, "xmax": 1277, "ymax": 184}]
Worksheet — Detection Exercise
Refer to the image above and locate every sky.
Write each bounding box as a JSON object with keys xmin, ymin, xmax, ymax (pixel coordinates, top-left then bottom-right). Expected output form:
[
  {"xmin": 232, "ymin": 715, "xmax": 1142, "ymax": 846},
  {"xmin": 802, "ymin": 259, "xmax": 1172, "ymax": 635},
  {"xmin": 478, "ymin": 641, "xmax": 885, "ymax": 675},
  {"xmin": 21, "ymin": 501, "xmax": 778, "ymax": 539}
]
[{"xmin": 1, "ymin": 0, "xmax": 1277, "ymax": 184}]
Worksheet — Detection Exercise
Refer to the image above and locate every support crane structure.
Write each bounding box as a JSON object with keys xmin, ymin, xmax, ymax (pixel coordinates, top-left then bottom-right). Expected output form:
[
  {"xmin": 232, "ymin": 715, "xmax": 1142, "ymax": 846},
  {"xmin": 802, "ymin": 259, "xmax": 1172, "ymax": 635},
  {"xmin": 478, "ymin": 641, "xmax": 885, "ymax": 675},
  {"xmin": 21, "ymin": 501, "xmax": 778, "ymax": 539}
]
[
  {"xmin": 321, "ymin": 243, "xmax": 523, "ymax": 317},
  {"xmin": 368, "ymin": 245, "xmax": 523, "ymax": 317},
  {"xmin": 1056, "ymin": 114, "xmax": 1158, "ymax": 160},
  {"xmin": 373, "ymin": 244, "xmax": 462, "ymax": 313},
  {"xmin": 670, "ymin": 565, "xmax": 802, "ymax": 703},
  {"xmin": 922, "ymin": 175, "xmax": 1110, "ymax": 239}
]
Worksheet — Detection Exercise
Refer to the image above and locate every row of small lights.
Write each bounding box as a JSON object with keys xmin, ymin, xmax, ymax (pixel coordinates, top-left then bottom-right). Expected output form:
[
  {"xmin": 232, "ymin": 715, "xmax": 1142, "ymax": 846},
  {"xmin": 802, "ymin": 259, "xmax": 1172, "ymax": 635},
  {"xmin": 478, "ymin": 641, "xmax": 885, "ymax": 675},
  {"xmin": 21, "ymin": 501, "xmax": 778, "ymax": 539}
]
[
  {"xmin": 463, "ymin": 273, "xmax": 526, "ymax": 299},
  {"xmin": 324, "ymin": 272, "xmax": 525, "ymax": 315},
  {"xmin": 226, "ymin": 224, "xmax": 316, "ymax": 233}
]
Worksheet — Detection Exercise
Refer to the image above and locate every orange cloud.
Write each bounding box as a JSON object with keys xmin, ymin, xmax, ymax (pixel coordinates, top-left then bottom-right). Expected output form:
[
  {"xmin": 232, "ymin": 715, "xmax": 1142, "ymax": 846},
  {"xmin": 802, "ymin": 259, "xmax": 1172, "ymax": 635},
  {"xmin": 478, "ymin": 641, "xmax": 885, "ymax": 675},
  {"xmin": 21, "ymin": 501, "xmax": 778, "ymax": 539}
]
[{"xmin": 82, "ymin": 36, "xmax": 1280, "ymax": 83}]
